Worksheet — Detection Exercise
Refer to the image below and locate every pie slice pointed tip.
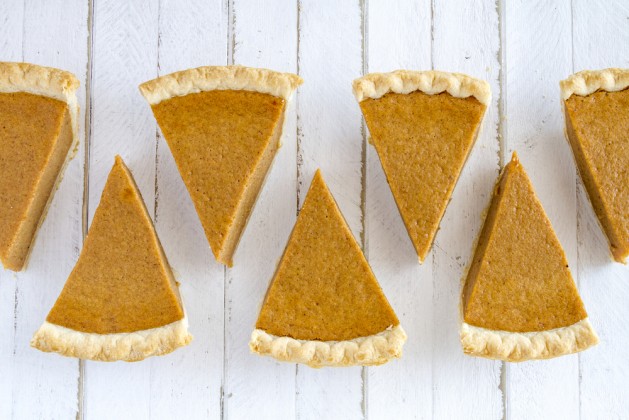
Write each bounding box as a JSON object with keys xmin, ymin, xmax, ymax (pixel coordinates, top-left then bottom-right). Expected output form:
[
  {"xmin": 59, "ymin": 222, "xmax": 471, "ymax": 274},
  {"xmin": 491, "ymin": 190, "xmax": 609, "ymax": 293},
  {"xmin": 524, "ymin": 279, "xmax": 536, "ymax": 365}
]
[
  {"xmin": 31, "ymin": 156, "xmax": 192, "ymax": 362},
  {"xmin": 354, "ymin": 70, "xmax": 490, "ymax": 263},
  {"xmin": 0, "ymin": 62, "xmax": 80, "ymax": 271},
  {"xmin": 461, "ymin": 152, "xmax": 598, "ymax": 362},
  {"xmin": 250, "ymin": 169, "xmax": 406, "ymax": 368},
  {"xmin": 139, "ymin": 66, "xmax": 302, "ymax": 267}
]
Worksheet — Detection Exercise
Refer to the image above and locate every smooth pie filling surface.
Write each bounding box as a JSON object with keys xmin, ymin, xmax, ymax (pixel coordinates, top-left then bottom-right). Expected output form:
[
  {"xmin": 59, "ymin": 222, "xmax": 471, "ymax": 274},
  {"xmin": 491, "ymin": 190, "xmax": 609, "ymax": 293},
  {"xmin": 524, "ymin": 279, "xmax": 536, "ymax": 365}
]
[
  {"xmin": 359, "ymin": 91, "xmax": 486, "ymax": 262},
  {"xmin": 463, "ymin": 154, "xmax": 588, "ymax": 333},
  {"xmin": 150, "ymin": 90, "xmax": 286, "ymax": 266},
  {"xmin": 46, "ymin": 157, "xmax": 184, "ymax": 334},
  {"xmin": 0, "ymin": 92, "xmax": 73, "ymax": 271},
  {"xmin": 256, "ymin": 170, "xmax": 399, "ymax": 342},
  {"xmin": 564, "ymin": 88, "xmax": 629, "ymax": 262}
]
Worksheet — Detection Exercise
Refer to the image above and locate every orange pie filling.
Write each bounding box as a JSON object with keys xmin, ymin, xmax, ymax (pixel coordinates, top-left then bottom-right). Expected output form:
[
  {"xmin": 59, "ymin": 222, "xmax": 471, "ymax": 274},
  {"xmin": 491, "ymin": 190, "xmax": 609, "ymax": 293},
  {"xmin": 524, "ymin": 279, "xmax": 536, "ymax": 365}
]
[
  {"xmin": 251, "ymin": 171, "xmax": 405, "ymax": 367},
  {"xmin": 460, "ymin": 154, "xmax": 598, "ymax": 361},
  {"xmin": 0, "ymin": 92, "xmax": 74, "ymax": 271},
  {"xmin": 359, "ymin": 91, "xmax": 486, "ymax": 262},
  {"xmin": 32, "ymin": 157, "xmax": 191, "ymax": 361},
  {"xmin": 150, "ymin": 90, "xmax": 286, "ymax": 266},
  {"xmin": 564, "ymin": 88, "xmax": 629, "ymax": 263}
]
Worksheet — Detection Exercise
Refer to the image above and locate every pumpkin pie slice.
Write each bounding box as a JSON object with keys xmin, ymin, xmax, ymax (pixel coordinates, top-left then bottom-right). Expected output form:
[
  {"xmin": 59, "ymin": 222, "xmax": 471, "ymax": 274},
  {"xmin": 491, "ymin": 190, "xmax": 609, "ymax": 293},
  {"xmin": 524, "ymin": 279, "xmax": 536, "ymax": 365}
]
[
  {"xmin": 139, "ymin": 66, "xmax": 302, "ymax": 267},
  {"xmin": 31, "ymin": 156, "xmax": 191, "ymax": 362},
  {"xmin": 461, "ymin": 152, "xmax": 598, "ymax": 362},
  {"xmin": 250, "ymin": 170, "xmax": 406, "ymax": 368},
  {"xmin": 561, "ymin": 68, "xmax": 629, "ymax": 263},
  {"xmin": 0, "ymin": 62, "xmax": 79, "ymax": 271},
  {"xmin": 353, "ymin": 70, "xmax": 490, "ymax": 262}
]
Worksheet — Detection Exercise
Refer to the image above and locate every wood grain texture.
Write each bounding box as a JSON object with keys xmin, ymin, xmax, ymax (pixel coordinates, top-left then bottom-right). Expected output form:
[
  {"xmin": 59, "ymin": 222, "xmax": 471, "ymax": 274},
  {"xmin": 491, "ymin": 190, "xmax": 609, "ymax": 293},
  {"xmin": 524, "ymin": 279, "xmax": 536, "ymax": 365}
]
[
  {"xmin": 84, "ymin": 1, "xmax": 160, "ymax": 418},
  {"xmin": 0, "ymin": 2, "xmax": 24, "ymax": 418},
  {"xmin": 1, "ymin": 1, "xmax": 628, "ymax": 418},
  {"xmin": 0, "ymin": 0, "xmax": 88, "ymax": 418},
  {"xmin": 224, "ymin": 0, "xmax": 299, "ymax": 419},
  {"xmin": 504, "ymin": 1, "xmax": 580, "ymax": 418},
  {"xmin": 295, "ymin": 1, "xmax": 364, "ymax": 419},
  {"xmin": 365, "ymin": 1, "xmax": 433, "ymax": 419},
  {"xmin": 150, "ymin": 1, "xmax": 227, "ymax": 418},
  {"xmin": 431, "ymin": 1, "xmax": 503, "ymax": 419},
  {"xmin": 572, "ymin": 1, "xmax": 629, "ymax": 418}
]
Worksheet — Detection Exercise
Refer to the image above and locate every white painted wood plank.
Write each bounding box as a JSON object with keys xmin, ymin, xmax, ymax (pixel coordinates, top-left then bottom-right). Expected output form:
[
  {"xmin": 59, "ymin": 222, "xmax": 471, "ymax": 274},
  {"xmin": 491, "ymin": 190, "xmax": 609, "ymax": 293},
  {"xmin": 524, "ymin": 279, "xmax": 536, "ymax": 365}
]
[
  {"xmin": 431, "ymin": 0, "xmax": 505, "ymax": 417},
  {"xmin": 504, "ymin": 1, "xmax": 580, "ymax": 418},
  {"xmin": 431, "ymin": 1, "xmax": 503, "ymax": 419},
  {"xmin": 224, "ymin": 1, "xmax": 298, "ymax": 418},
  {"xmin": 84, "ymin": 2, "xmax": 159, "ymax": 419},
  {"xmin": 149, "ymin": 1, "xmax": 227, "ymax": 419},
  {"xmin": 296, "ymin": 1, "xmax": 364, "ymax": 419},
  {"xmin": 0, "ymin": 2, "xmax": 25, "ymax": 418},
  {"xmin": 0, "ymin": 1, "xmax": 88, "ymax": 418},
  {"xmin": 572, "ymin": 1, "xmax": 629, "ymax": 418},
  {"xmin": 365, "ymin": 1, "xmax": 433, "ymax": 419}
]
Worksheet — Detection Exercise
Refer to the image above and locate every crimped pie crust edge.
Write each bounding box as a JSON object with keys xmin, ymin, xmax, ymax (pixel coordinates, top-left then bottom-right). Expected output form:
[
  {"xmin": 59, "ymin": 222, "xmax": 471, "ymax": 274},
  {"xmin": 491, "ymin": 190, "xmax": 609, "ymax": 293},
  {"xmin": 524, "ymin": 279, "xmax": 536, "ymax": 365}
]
[{"xmin": 249, "ymin": 324, "xmax": 407, "ymax": 368}]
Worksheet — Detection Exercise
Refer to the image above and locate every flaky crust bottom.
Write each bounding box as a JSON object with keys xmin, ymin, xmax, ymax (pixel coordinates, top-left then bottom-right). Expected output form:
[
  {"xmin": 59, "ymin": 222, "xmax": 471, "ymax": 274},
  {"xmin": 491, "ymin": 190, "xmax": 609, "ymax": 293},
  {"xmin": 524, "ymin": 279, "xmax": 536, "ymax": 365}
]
[
  {"xmin": 31, "ymin": 316, "xmax": 192, "ymax": 362},
  {"xmin": 460, "ymin": 318, "xmax": 598, "ymax": 362},
  {"xmin": 249, "ymin": 325, "xmax": 407, "ymax": 368},
  {"xmin": 352, "ymin": 70, "xmax": 491, "ymax": 105}
]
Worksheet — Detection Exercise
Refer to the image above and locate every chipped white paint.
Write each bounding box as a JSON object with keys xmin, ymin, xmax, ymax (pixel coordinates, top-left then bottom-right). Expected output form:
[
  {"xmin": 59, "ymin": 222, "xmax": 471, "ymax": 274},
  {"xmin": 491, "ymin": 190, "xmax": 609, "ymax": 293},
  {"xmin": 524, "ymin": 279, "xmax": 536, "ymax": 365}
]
[{"xmin": 0, "ymin": 1, "xmax": 627, "ymax": 419}]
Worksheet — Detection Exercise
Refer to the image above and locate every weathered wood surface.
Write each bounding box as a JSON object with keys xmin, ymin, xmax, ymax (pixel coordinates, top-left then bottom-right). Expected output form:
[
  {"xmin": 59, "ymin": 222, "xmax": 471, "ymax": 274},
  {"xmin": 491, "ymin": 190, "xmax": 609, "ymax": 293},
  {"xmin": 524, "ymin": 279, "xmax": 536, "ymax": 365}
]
[{"xmin": 0, "ymin": 0, "xmax": 627, "ymax": 418}]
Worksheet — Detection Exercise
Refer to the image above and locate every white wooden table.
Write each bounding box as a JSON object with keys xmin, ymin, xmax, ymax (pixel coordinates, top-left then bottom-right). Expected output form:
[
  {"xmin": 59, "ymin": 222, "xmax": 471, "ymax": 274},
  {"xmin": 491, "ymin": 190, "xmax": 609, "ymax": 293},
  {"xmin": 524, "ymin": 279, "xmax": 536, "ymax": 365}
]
[{"xmin": 1, "ymin": 1, "xmax": 628, "ymax": 418}]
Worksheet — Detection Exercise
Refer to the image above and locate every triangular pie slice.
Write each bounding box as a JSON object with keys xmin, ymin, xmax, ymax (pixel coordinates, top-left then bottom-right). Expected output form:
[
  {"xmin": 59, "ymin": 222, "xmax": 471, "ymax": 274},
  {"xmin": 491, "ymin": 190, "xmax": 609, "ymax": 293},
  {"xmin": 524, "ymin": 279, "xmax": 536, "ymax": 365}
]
[
  {"xmin": 353, "ymin": 70, "xmax": 490, "ymax": 263},
  {"xmin": 461, "ymin": 152, "xmax": 598, "ymax": 362},
  {"xmin": 0, "ymin": 62, "xmax": 79, "ymax": 271},
  {"xmin": 139, "ymin": 66, "xmax": 302, "ymax": 267},
  {"xmin": 561, "ymin": 68, "xmax": 629, "ymax": 263},
  {"xmin": 250, "ymin": 170, "xmax": 406, "ymax": 368},
  {"xmin": 31, "ymin": 156, "xmax": 192, "ymax": 362}
]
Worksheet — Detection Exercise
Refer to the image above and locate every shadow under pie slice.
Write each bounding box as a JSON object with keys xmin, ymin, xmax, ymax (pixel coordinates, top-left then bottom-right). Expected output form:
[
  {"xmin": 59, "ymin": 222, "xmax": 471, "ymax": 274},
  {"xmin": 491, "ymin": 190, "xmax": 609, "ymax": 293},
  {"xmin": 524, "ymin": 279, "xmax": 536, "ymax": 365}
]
[
  {"xmin": 250, "ymin": 170, "xmax": 406, "ymax": 368},
  {"xmin": 461, "ymin": 152, "xmax": 598, "ymax": 362},
  {"xmin": 0, "ymin": 62, "xmax": 80, "ymax": 271},
  {"xmin": 561, "ymin": 68, "xmax": 629, "ymax": 263},
  {"xmin": 353, "ymin": 70, "xmax": 490, "ymax": 263},
  {"xmin": 139, "ymin": 66, "xmax": 302, "ymax": 267},
  {"xmin": 31, "ymin": 156, "xmax": 192, "ymax": 362}
]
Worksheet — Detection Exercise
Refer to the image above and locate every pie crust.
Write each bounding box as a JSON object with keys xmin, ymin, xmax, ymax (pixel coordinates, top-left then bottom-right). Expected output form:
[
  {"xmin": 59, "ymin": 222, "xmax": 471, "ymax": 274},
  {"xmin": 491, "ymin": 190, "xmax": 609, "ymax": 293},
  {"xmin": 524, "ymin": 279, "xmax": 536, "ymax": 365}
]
[
  {"xmin": 560, "ymin": 68, "xmax": 629, "ymax": 99},
  {"xmin": 352, "ymin": 70, "xmax": 491, "ymax": 105},
  {"xmin": 0, "ymin": 62, "xmax": 80, "ymax": 271},
  {"xmin": 249, "ymin": 325, "xmax": 407, "ymax": 368},
  {"xmin": 0, "ymin": 62, "xmax": 80, "ymax": 154},
  {"xmin": 460, "ymin": 318, "xmax": 599, "ymax": 362},
  {"xmin": 31, "ymin": 314, "xmax": 192, "ymax": 362},
  {"xmin": 139, "ymin": 65, "xmax": 303, "ymax": 105}
]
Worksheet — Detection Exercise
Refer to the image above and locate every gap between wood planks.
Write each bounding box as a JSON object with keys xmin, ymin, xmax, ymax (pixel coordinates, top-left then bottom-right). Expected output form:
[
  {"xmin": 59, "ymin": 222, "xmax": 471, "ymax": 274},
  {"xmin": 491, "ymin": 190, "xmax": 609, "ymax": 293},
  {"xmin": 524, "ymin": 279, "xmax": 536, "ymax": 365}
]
[
  {"xmin": 497, "ymin": 0, "xmax": 507, "ymax": 418},
  {"xmin": 360, "ymin": 0, "xmax": 369, "ymax": 419},
  {"xmin": 222, "ymin": 0, "xmax": 235, "ymax": 419},
  {"xmin": 360, "ymin": 0, "xmax": 369, "ymax": 416},
  {"xmin": 76, "ymin": 0, "xmax": 95, "ymax": 418},
  {"xmin": 73, "ymin": 1, "xmax": 510, "ymax": 418},
  {"xmin": 569, "ymin": 1, "xmax": 584, "ymax": 416}
]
